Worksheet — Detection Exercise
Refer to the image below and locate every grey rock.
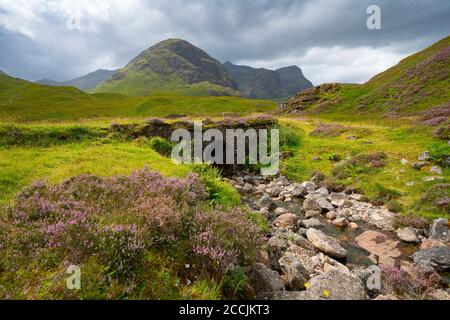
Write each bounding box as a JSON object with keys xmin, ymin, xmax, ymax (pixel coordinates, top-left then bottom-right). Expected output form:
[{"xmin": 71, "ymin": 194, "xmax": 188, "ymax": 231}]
[
  {"xmin": 267, "ymin": 235, "xmax": 289, "ymax": 270},
  {"xmin": 396, "ymin": 227, "xmax": 421, "ymax": 244},
  {"xmin": 256, "ymin": 195, "xmax": 276, "ymax": 211},
  {"xmin": 429, "ymin": 218, "xmax": 449, "ymax": 243},
  {"xmin": 300, "ymin": 181, "xmax": 316, "ymax": 193},
  {"xmin": 306, "ymin": 228, "xmax": 347, "ymax": 259},
  {"xmin": 304, "ymin": 270, "xmax": 366, "ymax": 300},
  {"xmin": 333, "ymin": 218, "xmax": 349, "ymax": 228},
  {"xmin": 302, "ymin": 198, "xmax": 322, "ymax": 212},
  {"xmin": 302, "ymin": 218, "xmax": 322, "ymax": 229},
  {"xmin": 305, "ymin": 210, "xmax": 321, "ymax": 219},
  {"xmin": 250, "ymin": 263, "xmax": 285, "ymax": 292},
  {"xmin": 412, "ymin": 247, "xmax": 450, "ymax": 272},
  {"xmin": 418, "ymin": 151, "xmax": 430, "ymax": 161},
  {"xmin": 278, "ymin": 253, "xmax": 309, "ymax": 290},
  {"xmin": 412, "ymin": 162, "xmax": 427, "ymax": 170},
  {"xmin": 429, "ymin": 166, "xmax": 443, "ymax": 175}
]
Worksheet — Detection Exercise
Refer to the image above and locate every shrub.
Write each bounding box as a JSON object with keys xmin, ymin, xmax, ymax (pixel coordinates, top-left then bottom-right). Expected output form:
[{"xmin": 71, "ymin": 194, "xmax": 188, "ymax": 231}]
[
  {"xmin": 0, "ymin": 168, "xmax": 262, "ymax": 299},
  {"xmin": 428, "ymin": 142, "xmax": 450, "ymax": 168},
  {"xmin": 370, "ymin": 183, "xmax": 402, "ymax": 206},
  {"xmin": 332, "ymin": 152, "xmax": 388, "ymax": 180},
  {"xmin": 148, "ymin": 136, "xmax": 175, "ymax": 157}
]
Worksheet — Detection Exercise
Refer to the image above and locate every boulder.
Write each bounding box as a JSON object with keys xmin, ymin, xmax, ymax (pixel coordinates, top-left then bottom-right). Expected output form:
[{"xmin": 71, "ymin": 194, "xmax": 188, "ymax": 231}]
[
  {"xmin": 421, "ymin": 239, "xmax": 447, "ymax": 250},
  {"xmin": 306, "ymin": 228, "xmax": 347, "ymax": 259},
  {"xmin": 429, "ymin": 218, "xmax": 449, "ymax": 243},
  {"xmin": 278, "ymin": 253, "xmax": 309, "ymax": 291},
  {"xmin": 305, "ymin": 210, "xmax": 320, "ymax": 219},
  {"xmin": 250, "ymin": 263, "xmax": 285, "ymax": 292},
  {"xmin": 412, "ymin": 247, "xmax": 450, "ymax": 272},
  {"xmin": 316, "ymin": 197, "xmax": 334, "ymax": 212},
  {"xmin": 274, "ymin": 214, "xmax": 298, "ymax": 229},
  {"xmin": 267, "ymin": 235, "xmax": 289, "ymax": 270},
  {"xmin": 396, "ymin": 227, "xmax": 421, "ymax": 244},
  {"xmin": 333, "ymin": 218, "xmax": 349, "ymax": 228},
  {"xmin": 303, "ymin": 198, "xmax": 322, "ymax": 212},
  {"xmin": 302, "ymin": 218, "xmax": 322, "ymax": 229},
  {"xmin": 300, "ymin": 181, "xmax": 316, "ymax": 193},
  {"xmin": 256, "ymin": 195, "xmax": 276, "ymax": 211},
  {"xmin": 243, "ymin": 183, "xmax": 254, "ymax": 193},
  {"xmin": 304, "ymin": 270, "xmax": 366, "ymax": 300},
  {"xmin": 355, "ymin": 230, "xmax": 402, "ymax": 258},
  {"xmin": 275, "ymin": 207, "xmax": 288, "ymax": 216}
]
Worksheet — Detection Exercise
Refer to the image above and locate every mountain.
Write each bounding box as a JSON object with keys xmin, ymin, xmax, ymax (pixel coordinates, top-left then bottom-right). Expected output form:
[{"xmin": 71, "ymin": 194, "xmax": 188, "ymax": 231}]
[
  {"xmin": 223, "ymin": 62, "xmax": 312, "ymax": 100},
  {"xmin": 93, "ymin": 39, "xmax": 239, "ymax": 97},
  {"xmin": 278, "ymin": 35, "xmax": 450, "ymax": 116},
  {"xmin": 36, "ymin": 69, "xmax": 118, "ymax": 91}
]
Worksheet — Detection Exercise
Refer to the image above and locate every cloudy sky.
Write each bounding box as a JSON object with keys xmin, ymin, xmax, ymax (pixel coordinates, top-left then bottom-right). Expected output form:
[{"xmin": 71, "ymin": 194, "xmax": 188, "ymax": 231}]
[{"xmin": 0, "ymin": 0, "xmax": 449, "ymax": 85}]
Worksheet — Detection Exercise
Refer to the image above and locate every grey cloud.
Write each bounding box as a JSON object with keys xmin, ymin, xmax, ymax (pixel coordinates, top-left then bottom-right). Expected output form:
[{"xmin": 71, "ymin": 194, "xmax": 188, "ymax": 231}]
[{"xmin": 0, "ymin": 0, "xmax": 449, "ymax": 84}]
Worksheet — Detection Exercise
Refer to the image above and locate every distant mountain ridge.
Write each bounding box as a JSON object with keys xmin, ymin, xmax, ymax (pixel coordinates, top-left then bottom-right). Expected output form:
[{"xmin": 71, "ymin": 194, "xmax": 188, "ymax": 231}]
[
  {"xmin": 37, "ymin": 69, "xmax": 118, "ymax": 91},
  {"xmin": 93, "ymin": 38, "xmax": 240, "ymax": 97},
  {"xmin": 278, "ymin": 35, "xmax": 450, "ymax": 116},
  {"xmin": 224, "ymin": 62, "xmax": 313, "ymax": 100}
]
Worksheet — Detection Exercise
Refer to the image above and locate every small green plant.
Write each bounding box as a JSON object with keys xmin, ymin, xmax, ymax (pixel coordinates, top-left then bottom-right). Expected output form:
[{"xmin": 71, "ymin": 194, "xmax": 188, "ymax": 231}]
[
  {"xmin": 221, "ymin": 267, "xmax": 249, "ymax": 299},
  {"xmin": 428, "ymin": 142, "xmax": 450, "ymax": 168},
  {"xmin": 148, "ymin": 137, "xmax": 175, "ymax": 157}
]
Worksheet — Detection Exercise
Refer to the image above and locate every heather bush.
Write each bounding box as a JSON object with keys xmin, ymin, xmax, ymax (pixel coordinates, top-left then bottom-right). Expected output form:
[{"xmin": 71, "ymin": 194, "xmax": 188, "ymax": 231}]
[
  {"xmin": 381, "ymin": 267, "xmax": 436, "ymax": 299},
  {"xmin": 0, "ymin": 168, "xmax": 263, "ymax": 299}
]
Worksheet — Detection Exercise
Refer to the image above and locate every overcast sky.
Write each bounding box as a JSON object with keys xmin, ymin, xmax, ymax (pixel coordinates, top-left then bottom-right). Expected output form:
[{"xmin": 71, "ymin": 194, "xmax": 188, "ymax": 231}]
[{"xmin": 0, "ymin": 0, "xmax": 449, "ymax": 85}]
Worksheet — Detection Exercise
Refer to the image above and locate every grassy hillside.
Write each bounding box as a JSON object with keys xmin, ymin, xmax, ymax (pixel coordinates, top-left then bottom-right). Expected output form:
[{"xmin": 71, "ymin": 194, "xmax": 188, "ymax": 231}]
[
  {"xmin": 280, "ymin": 35, "xmax": 450, "ymax": 116},
  {"xmin": 0, "ymin": 73, "xmax": 275, "ymax": 122},
  {"xmin": 94, "ymin": 39, "xmax": 239, "ymax": 97},
  {"xmin": 279, "ymin": 117, "xmax": 449, "ymax": 219}
]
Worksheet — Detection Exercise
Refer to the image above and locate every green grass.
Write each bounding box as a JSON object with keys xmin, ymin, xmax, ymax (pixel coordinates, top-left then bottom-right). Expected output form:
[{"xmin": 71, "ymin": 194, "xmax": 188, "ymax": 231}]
[
  {"xmin": 280, "ymin": 117, "xmax": 449, "ymax": 219},
  {"xmin": 0, "ymin": 73, "xmax": 275, "ymax": 122}
]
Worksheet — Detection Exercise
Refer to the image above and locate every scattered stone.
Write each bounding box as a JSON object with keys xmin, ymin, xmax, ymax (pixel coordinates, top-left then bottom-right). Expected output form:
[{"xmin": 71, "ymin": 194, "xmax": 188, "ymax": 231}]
[
  {"xmin": 250, "ymin": 263, "xmax": 285, "ymax": 292},
  {"xmin": 429, "ymin": 218, "xmax": 450, "ymax": 243},
  {"xmin": 302, "ymin": 198, "xmax": 322, "ymax": 212},
  {"xmin": 378, "ymin": 255, "xmax": 397, "ymax": 268},
  {"xmin": 333, "ymin": 218, "xmax": 349, "ymax": 228},
  {"xmin": 292, "ymin": 187, "xmax": 306, "ymax": 198},
  {"xmin": 278, "ymin": 253, "xmax": 309, "ymax": 291},
  {"xmin": 305, "ymin": 210, "xmax": 321, "ymax": 219},
  {"xmin": 355, "ymin": 230, "xmax": 402, "ymax": 258},
  {"xmin": 363, "ymin": 209, "xmax": 396, "ymax": 231},
  {"xmin": 316, "ymin": 197, "xmax": 334, "ymax": 212},
  {"xmin": 315, "ymin": 187, "xmax": 329, "ymax": 197},
  {"xmin": 274, "ymin": 214, "xmax": 298, "ymax": 229},
  {"xmin": 256, "ymin": 291, "xmax": 309, "ymax": 300},
  {"xmin": 275, "ymin": 207, "xmax": 287, "ymax": 216},
  {"xmin": 412, "ymin": 247, "xmax": 450, "ymax": 272},
  {"xmin": 302, "ymin": 218, "xmax": 322, "ymax": 229},
  {"xmin": 396, "ymin": 227, "xmax": 421, "ymax": 244},
  {"xmin": 267, "ymin": 235, "xmax": 289, "ymax": 271},
  {"xmin": 326, "ymin": 211, "xmax": 337, "ymax": 220},
  {"xmin": 347, "ymin": 135, "xmax": 357, "ymax": 140},
  {"xmin": 421, "ymin": 239, "xmax": 447, "ymax": 250},
  {"xmin": 350, "ymin": 194, "xmax": 363, "ymax": 201},
  {"xmin": 300, "ymin": 181, "xmax": 316, "ymax": 193},
  {"xmin": 401, "ymin": 158, "xmax": 409, "ymax": 165},
  {"xmin": 284, "ymin": 196, "xmax": 293, "ymax": 202},
  {"xmin": 304, "ymin": 270, "xmax": 366, "ymax": 300},
  {"xmin": 418, "ymin": 151, "xmax": 430, "ymax": 161},
  {"xmin": 412, "ymin": 162, "xmax": 427, "ymax": 170},
  {"xmin": 243, "ymin": 183, "xmax": 254, "ymax": 193},
  {"xmin": 306, "ymin": 228, "xmax": 347, "ymax": 259},
  {"xmin": 429, "ymin": 166, "xmax": 443, "ymax": 175},
  {"xmin": 256, "ymin": 195, "xmax": 276, "ymax": 211},
  {"xmin": 348, "ymin": 222, "xmax": 358, "ymax": 229}
]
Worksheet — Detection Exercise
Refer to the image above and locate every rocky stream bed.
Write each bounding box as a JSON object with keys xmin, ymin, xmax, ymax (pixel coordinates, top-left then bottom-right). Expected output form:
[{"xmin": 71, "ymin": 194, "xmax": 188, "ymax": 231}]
[{"xmin": 224, "ymin": 173, "xmax": 450, "ymax": 300}]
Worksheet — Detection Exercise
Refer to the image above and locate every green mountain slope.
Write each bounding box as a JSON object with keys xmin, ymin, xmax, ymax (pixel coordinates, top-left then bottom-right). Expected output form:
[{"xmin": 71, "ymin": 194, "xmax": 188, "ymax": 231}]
[
  {"xmin": 93, "ymin": 39, "xmax": 239, "ymax": 97},
  {"xmin": 279, "ymin": 35, "xmax": 450, "ymax": 116},
  {"xmin": 0, "ymin": 72, "xmax": 274, "ymax": 122},
  {"xmin": 224, "ymin": 62, "xmax": 312, "ymax": 100},
  {"xmin": 36, "ymin": 69, "xmax": 118, "ymax": 91}
]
